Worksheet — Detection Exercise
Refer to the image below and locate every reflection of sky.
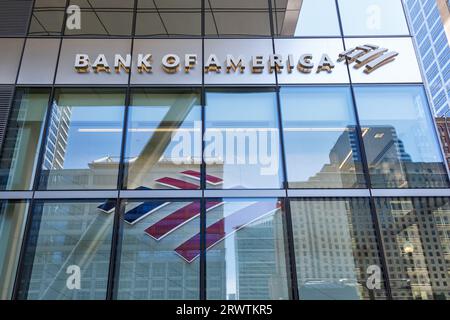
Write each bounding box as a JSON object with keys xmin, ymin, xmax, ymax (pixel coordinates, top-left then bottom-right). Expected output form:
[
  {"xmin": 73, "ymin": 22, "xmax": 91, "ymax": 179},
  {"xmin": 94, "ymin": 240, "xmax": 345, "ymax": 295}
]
[
  {"xmin": 205, "ymin": 92, "xmax": 282, "ymax": 188},
  {"xmin": 125, "ymin": 105, "xmax": 201, "ymax": 160},
  {"xmin": 338, "ymin": 0, "xmax": 409, "ymax": 36},
  {"xmin": 284, "ymin": 130, "xmax": 350, "ymax": 181},
  {"xmin": 59, "ymin": 106, "xmax": 124, "ymax": 169},
  {"xmin": 355, "ymin": 86, "xmax": 443, "ymax": 163},
  {"xmin": 294, "ymin": 0, "xmax": 340, "ymax": 36},
  {"xmin": 280, "ymin": 87, "xmax": 356, "ymax": 182}
]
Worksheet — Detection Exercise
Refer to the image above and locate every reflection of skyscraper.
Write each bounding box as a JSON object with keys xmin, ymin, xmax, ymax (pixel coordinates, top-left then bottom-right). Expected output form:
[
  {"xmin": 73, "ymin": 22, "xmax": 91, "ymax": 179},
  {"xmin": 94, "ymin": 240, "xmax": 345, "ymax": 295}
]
[
  {"xmin": 42, "ymin": 101, "xmax": 71, "ymax": 170},
  {"xmin": 309, "ymin": 125, "xmax": 448, "ymax": 188},
  {"xmin": 435, "ymin": 117, "xmax": 450, "ymax": 167},
  {"xmin": 290, "ymin": 199, "xmax": 382, "ymax": 300},
  {"xmin": 378, "ymin": 197, "xmax": 450, "ymax": 300},
  {"xmin": 24, "ymin": 202, "xmax": 111, "ymax": 300},
  {"xmin": 234, "ymin": 212, "xmax": 288, "ymax": 300},
  {"xmin": 305, "ymin": 127, "xmax": 364, "ymax": 188}
]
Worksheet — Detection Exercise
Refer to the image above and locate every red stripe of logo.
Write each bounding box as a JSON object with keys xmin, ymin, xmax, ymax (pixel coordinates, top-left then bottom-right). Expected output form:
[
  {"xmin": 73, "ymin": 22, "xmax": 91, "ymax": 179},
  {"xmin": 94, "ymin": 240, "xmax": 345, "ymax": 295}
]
[
  {"xmin": 155, "ymin": 177, "xmax": 200, "ymax": 189},
  {"xmin": 174, "ymin": 201, "xmax": 281, "ymax": 263},
  {"xmin": 181, "ymin": 170, "xmax": 223, "ymax": 185},
  {"xmin": 145, "ymin": 201, "xmax": 223, "ymax": 240}
]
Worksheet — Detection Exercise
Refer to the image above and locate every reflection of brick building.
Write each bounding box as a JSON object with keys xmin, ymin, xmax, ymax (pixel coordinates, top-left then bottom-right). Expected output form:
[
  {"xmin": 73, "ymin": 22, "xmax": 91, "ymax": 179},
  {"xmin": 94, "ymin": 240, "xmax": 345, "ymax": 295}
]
[
  {"xmin": 290, "ymin": 199, "xmax": 386, "ymax": 300},
  {"xmin": 378, "ymin": 197, "xmax": 450, "ymax": 300},
  {"xmin": 435, "ymin": 117, "xmax": 450, "ymax": 167}
]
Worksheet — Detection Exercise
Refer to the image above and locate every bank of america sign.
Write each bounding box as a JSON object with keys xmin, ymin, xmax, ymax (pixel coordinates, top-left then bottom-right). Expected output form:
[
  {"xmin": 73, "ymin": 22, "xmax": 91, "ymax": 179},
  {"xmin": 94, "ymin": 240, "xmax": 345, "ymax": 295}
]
[
  {"xmin": 74, "ymin": 44, "xmax": 398, "ymax": 75},
  {"xmin": 97, "ymin": 170, "xmax": 280, "ymax": 263}
]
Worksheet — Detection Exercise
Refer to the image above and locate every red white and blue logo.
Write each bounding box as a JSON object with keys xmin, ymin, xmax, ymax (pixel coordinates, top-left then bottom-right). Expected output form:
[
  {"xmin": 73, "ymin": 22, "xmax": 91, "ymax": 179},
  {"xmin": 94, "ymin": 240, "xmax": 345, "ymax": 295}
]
[{"xmin": 97, "ymin": 170, "xmax": 281, "ymax": 263}]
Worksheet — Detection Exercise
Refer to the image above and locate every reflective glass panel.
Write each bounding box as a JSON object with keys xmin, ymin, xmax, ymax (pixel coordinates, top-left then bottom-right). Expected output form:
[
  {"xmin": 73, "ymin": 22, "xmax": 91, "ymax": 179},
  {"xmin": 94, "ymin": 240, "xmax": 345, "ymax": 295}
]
[
  {"xmin": 290, "ymin": 198, "xmax": 387, "ymax": 300},
  {"xmin": 375, "ymin": 197, "xmax": 450, "ymax": 300},
  {"xmin": 338, "ymin": 0, "xmax": 409, "ymax": 36},
  {"xmin": 272, "ymin": 0, "xmax": 341, "ymax": 37},
  {"xmin": 280, "ymin": 86, "xmax": 366, "ymax": 188},
  {"xmin": 354, "ymin": 86, "xmax": 450, "ymax": 188},
  {"xmin": 124, "ymin": 89, "xmax": 201, "ymax": 190},
  {"xmin": 206, "ymin": 198, "xmax": 290, "ymax": 300},
  {"xmin": 0, "ymin": 88, "xmax": 49, "ymax": 190},
  {"xmin": 205, "ymin": 0, "xmax": 271, "ymax": 37},
  {"xmin": 17, "ymin": 200, "xmax": 114, "ymax": 300},
  {"xmin": 204, "ymin": 90, "xmax": 283, "ymax": 189},
  {"xmin": 0, "ymin": 201, "xmax": 29, "ymax": 299},
  {"xmin": 65, "ymin": 0, "xmax": 134, "ymax": 36},
  {"xmin": 135, "ymin": 0, "xmax": 201, "ymax": 36},
  {"xmin": 29, "ymin": 0, "xmax": 66, "ymax": 36},
  {"xmin": 38, "ymin": 89, "xmax": 125, "ymax": 190},
  {"xmin": 116, "ymin": 200, "xmax": 200, "ymax": 299}
]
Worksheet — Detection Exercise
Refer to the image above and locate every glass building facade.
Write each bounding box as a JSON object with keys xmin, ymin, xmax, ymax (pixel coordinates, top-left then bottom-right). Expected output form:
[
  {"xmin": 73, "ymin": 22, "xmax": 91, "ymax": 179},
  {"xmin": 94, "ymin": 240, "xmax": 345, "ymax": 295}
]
[{"xmin": 0, "ymin": 0, "xmax": 450, "ymax": 300}]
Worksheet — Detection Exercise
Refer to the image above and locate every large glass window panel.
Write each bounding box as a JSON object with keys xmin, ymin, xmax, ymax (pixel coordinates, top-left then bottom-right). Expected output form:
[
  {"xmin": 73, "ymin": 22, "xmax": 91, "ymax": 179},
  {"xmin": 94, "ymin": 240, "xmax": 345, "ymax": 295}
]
[
  {"xmin": 124, "ymin": 89, "xmax": 201, "ymax": 190},
  {"xmin": 205, "ymin": 90, "xmax": 283, "ymax": 189},
  {"xmin": 272, "ymin": 0, "xmax": 341, "ymax": 37},
  {"xmin": 354, "ymin": 86, "xmax": 450, "ymax": 189},
  {"xmin": 135, "ymin": 0, "xmax": 201, "ymax": 37},
  {"xmin": 338, "ymin": 0, "xmax": 409, "ymax": 36},
  {"xmin": 64, "ymin": 0, "xmax": 134, "ymax": 36},
  {"xmin": 29, "ymin": 0, "xmax": 66, "ymax": 36},
  {"xmin": 280, "ymin": 86, "xmax": 366, "ymax": 188},
  {"xmin": 290, "ymin": 198, "xmax": 387, "ymax": 300},
  {"xmin": 375, "ymin": 197, "xmax": 450, "ymax": 300},
  {"xmin": 116, "ymin": 200, "xmax": 200, "ymax": 299},
  {"xmin": 206, "ymin": 198, "xmax": 290, "ymax": 300},
  {"xmin": 17, "ymin": 200, "xmax": 114, "ymax": 300},
  {"xmin": 0, "ymin": 201, "xmax": 29, "ymax": 299},
  {"xmin": 0, "ymin": 88, "xmax": 49, "ymax": 190},
  {"xmin": 205, "ymin": 0, "xmax": 271, "ymax": 37},
  {"xmin": 38, "ymin": 89, "xmax": 125, "ymax": 190}
]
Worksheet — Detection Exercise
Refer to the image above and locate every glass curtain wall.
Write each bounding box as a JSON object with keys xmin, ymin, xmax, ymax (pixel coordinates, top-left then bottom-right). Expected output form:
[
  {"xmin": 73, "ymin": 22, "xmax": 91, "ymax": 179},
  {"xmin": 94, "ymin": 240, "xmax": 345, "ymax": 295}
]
[
  {"xmin": 16, "ymin": 200, "xmax": 115, "ymax": 300},
  {"xmin": 38, "ymin": 88, "xmax": 126, "ymax": 190},
  {"xmin": 0, "ymin": 201, "xmax": 29, "ymax": 299},
  {"xmin": 0, "ymin": 88, "xmax": 49, "ymax": 190},
  {"xmin": 123, "ymin": 89, "xmax": 202, "ymax": 190}
]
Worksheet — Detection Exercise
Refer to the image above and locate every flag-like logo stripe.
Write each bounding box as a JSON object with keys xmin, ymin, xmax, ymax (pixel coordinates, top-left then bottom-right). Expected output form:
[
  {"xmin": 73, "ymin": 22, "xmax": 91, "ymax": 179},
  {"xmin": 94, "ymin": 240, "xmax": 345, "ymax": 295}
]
[
  {"xmin": 155, "ymin": 177, "xmax": 200, "ymax": 189},
  {"xmin": 338, "ymin": 44, "xmax": 399, "ymax": 74},
  {"xmin": 181, "ymin": 170, "xmax": 224, "ymax": 186},
  {"xmin": 124, "ymin": 201, "xmax": 171, "ymax": 225},
  {"xmin": 174, "ymin": 201, "xmax": 281, "ymax": 263},
  {"xmin": 97, "ymin": 171, "xmax": 280, "ymax": 263},
  {"xmin": 145, "ymin": 201, "xmax": 223, "ymax": 240}
]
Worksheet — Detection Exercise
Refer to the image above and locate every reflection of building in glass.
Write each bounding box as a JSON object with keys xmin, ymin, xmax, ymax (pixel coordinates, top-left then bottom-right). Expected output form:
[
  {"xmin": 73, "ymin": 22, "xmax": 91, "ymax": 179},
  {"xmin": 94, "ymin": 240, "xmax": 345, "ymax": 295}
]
[
  {"xmin": 23, "ymin": 203, "xmax": 111, "ymax": 300},
  {"xmin": 378, "ymin": 197, "xmax": 450, "ymax": 300},
  {"xmin": 303, "ymin": 127, "xmax": 364, "ymax": 188},
  {"xmin": 117, "ymin": 201, "xmax": 201, "ymax": 300},
  {"xmin": 42, "ymin": 101, "xmax": 71, "ymax": 171},
  {"xmin": 290, "ymin": 199, "xmax": 384, "ymax": 300},
  {"xmin": 234, "ymin": 213, "xmax": 287, "ymax": 300},
  {"xmin": 308, "ymin": 125, "xmax": 448, "ymax": 188},
  {"xmin": 436, "ymin": 117, "xmax": 450, "ymax": 167}
]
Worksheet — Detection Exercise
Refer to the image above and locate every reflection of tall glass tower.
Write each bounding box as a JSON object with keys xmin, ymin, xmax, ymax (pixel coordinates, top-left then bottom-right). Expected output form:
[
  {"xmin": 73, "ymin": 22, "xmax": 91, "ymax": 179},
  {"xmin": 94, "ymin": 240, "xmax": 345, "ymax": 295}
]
[{"xmin": 42, "ymin": 101, "xmax": 71, "ymax": 170}]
